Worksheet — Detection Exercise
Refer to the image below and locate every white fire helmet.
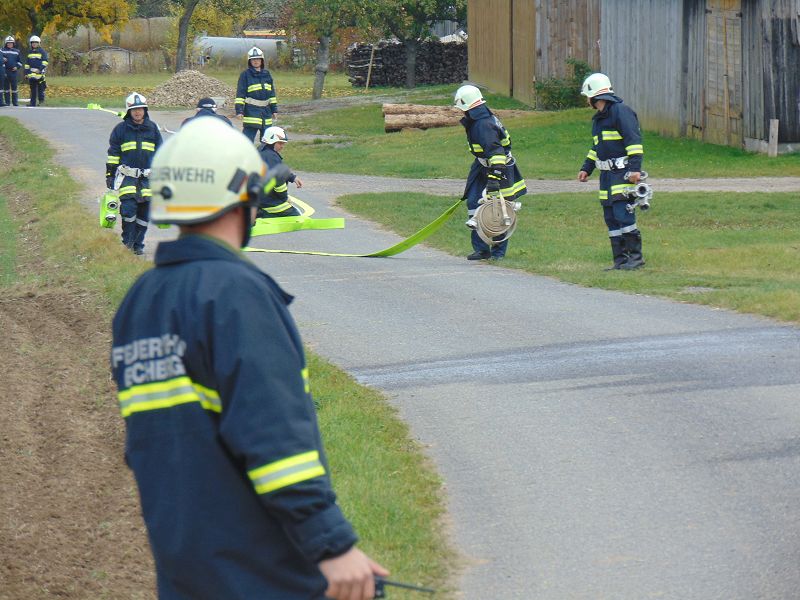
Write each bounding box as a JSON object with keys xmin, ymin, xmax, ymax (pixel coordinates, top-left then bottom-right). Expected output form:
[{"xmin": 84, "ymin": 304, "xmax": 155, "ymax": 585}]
[
  {"xmin": 454, "ymin": 84, "xmax": 485, "ymax": 112},
  {"xmin": 4, "ymin": 36, "xmax": 14, "ymax": 45},
  {"xmin": 29, "ymin": 35, "xmax": 41, "ymax": 44},
  {"xmin": 247, "ymin": 46, "xmax": 264, "ymax": 63},
  {"xmin": 581, "ymin": 73, "xmax": 613, "ymax": 99},
  {"xmin": 125, "ymin": 92, "xmax": 148, "ymax": 112},
  {"xmin": 150, "ymin": 118, "xmax": 266, "ymax": 225},
  {"xmin": 261, "ymin": 126, "xmax": 288, "ymax": 145}
]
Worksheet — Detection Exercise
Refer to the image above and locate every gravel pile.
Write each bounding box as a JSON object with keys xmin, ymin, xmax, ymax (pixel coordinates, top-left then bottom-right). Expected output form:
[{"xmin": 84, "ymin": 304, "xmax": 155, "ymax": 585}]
[{"xmin": 149, "ymin": 70, "xmax": 236, "ymax": 110}]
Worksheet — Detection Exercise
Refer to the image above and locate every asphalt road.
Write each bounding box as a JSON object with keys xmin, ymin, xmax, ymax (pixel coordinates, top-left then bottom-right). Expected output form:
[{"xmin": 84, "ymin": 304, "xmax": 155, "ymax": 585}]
[{"xmin": 9, "ymin": 106, "xmax": 800, "ymax": 599}]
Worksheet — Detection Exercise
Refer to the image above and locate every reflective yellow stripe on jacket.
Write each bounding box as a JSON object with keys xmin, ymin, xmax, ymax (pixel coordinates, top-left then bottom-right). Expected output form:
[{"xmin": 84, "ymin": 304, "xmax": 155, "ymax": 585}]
[
  {"xmin": 118, "ymin": 376, "xmax": 221, "ymax": 418},
  {"xmin": 248, "ymin": 450, "xmax": 326, "ymax": 494}
]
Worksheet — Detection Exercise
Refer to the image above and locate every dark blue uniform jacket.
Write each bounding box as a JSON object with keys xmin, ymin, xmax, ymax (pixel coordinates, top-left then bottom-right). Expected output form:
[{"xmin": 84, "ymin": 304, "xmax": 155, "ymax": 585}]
[
  {"xmin": 181, "ymin": 107, "xmax": 232, "ymax": 127},
  {"xmin": 580, "ymin": 95, "xmax": 644, "ymax": 205},
  {"xmin": 258, "ymin": 145, "xmax": 298, "ymax": 211},
  {"xmin": 24, "ymin": 47, "xmax": 48, "ymax": 77},
  {"xmin": 111, "ymin": 235, "xmax": 358, "ymax": 599},
  {"xmin": 235, "ymin": 67, "xmax": 278, "ymax": 130},
  {"xmin": 1, "ymin": 46, "xmax": 22, "ymax": 73},
  {"xmin": 460, "ymin": 104, "xmax": 526, "ymax": 203}
]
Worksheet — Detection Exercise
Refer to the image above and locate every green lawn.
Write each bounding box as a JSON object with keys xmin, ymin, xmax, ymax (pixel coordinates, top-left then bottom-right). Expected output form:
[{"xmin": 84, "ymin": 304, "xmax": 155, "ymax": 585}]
[
  {"xmin": 44, "ymin": 69, "xmax": 434, "ymax": 107},
  {"xmin": 282, "ymin": 106, "xmax": 800, "ymax": 179},
  {"xmin": 0, "ymin": 116, "xmax": 455, "ymax": 596},
  {"xmin": 337, "ymin": 190, "xmax": 800, "ymax": 323}
]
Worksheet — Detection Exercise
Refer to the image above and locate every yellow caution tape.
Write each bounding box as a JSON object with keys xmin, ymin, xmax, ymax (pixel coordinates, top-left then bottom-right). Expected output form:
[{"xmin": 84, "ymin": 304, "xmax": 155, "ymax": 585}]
[{"xmin": 244, "ymin": 198, "xmax": 462, "ymax": 257}]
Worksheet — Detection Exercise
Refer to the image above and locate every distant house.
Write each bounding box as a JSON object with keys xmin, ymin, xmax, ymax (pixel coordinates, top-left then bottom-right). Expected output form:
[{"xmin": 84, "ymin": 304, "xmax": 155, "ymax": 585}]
[{"xmin": 467, "ymin": 0, "xmax": 800, "ymax": 152}]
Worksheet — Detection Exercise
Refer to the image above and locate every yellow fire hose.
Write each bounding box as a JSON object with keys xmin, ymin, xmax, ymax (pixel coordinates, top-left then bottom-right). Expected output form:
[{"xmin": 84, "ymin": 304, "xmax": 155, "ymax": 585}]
[{"xmin": 245, "ymin": 198, "xmax": 462, "ymax": 258}]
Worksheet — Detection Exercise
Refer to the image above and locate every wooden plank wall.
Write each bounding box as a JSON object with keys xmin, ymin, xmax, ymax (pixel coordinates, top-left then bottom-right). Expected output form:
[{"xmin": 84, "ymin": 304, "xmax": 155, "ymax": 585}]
[
  {"xmin": 756, "ymin": 0, "xmax": 800, "ymax": 142},
  {"xmin": 600, "ymin": 0, "xmax": 686, "ymax": 137},
  {"xmin": 684, "ymin": 0, "xmax": 708, "ymax": 140},
  {"xmin": 467, "ymin": 0, "xmax": 513, "ymax": 95},
  {"xmin": 512, "ymin": 0, "xmax": 537, "ymax": 106},
  {"xmin": 704, "ymin": 0, "xmax": 744, "ymax": 147},
  {"xmin": 742, "ymin": 0, "xmax": 765, "ymax": 142},
  {"xmin": 533, "ymin": 0, "xmax": 601, "ymax": 79}
]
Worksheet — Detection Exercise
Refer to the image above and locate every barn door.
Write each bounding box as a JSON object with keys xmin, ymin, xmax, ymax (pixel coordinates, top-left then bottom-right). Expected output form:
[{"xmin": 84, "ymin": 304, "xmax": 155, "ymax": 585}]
[{"xmin": 704, "ymin": 0, "xmax": 743, "ymax": 146}]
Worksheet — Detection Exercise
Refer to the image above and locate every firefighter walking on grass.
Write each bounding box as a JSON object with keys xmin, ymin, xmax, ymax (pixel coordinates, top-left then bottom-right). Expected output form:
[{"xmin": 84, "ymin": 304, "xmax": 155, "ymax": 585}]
[
  {"xmin": 578, "ymin": 72, "xmax": 646, "ymax": 270},
  {"xmin": 105, "ymin": 92, "xmax": 163, "ymax": 255},
  {"xmin": 235, "ymin": 46, "xmax": 278, "ymax": 143},
  {"xmin": 454, "ymin": 84, "xmax": 527, "ymax": 261},
  {"xmin": 24, "ymin": 35, "xmax": 48, "ymax": 107}
]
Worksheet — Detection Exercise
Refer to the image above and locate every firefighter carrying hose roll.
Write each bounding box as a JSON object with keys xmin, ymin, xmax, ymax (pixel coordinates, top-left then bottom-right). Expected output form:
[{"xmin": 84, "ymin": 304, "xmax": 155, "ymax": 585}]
[
  {"xmin": 105, "ymin": 92, "xmax": 163, "ymax": 255},
  {"xmin": 577, "ymin": 73, "xmax": 646, "ymax": 270},
  {"xmin": 235, "ymin": 46, "xmax": 278, "ymax": 143},
  {"xmin": 454, "ymin": 84, "xmax": 527, "ymax": 261}
]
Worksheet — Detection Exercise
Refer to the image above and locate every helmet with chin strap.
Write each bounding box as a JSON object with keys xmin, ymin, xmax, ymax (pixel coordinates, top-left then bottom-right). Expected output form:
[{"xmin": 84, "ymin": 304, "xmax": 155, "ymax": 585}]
[
  {"xmin": 453, "ymin": 84, "xmax": 485, "ymax": 112},
  {"xmin": 29, "ymin": 35, "xmax": 41, "ymax": 44},
  {"xmin": 581, "ymin": 73, "xmax": 614, "ymax": 99},
  {"xmin": 261, "ymin": 126, "xmax": 288, "ymax": 145}
]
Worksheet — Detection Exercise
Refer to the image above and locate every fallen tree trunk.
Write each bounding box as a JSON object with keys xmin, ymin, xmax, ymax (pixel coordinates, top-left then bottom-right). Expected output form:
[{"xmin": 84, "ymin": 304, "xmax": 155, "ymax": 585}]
[{"xmin": 382, "ymin": 103, "xmax": 531, "ymax": 133}]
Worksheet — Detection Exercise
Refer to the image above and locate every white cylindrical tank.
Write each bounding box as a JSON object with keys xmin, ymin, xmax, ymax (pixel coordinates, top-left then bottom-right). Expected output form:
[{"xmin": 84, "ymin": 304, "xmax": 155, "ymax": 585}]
[{"xmin": 193, "ymin": 37, "xmax": 282, "ymax": 66}]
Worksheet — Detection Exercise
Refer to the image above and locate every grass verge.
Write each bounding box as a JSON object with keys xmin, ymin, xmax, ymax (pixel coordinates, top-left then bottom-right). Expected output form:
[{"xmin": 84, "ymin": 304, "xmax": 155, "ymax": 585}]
[
  {"xmin": 282, "ymin": 105, "xmax": 800, "ymax": 179},
  {"xmin": 0, "ymin": 116, "xmax": 455, "ymax": 597},
  {"xmin": 0, "ymin": 189, "xmax": 17, "ymax": 286},
  {"xmin": 338, "ymin": 190, "xmax": 800, "ymax": 323}
]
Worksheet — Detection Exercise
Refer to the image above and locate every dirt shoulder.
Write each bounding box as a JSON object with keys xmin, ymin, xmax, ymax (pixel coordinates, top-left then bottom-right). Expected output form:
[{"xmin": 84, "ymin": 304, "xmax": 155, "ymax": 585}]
[{"xmin": 0, "ymin": 144, "xmax": 155, "ymax": 599}]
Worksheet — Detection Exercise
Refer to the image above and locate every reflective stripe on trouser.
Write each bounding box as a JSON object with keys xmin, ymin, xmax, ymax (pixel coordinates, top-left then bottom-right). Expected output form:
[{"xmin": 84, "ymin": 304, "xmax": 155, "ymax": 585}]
[
  {"xmin": 603, "ymin": 201, "xmax": 637, "ymax": 237},
  {"xmin": 3, "ymin": 72, "xmax": 18, "ymax": 105},
  {"xmin": 28, "ymin": 79, "xmax": 42, "ymax": 106},
  {"xmin": 119, "ymin": 185, "xmax": 150, "ymax": 250}
]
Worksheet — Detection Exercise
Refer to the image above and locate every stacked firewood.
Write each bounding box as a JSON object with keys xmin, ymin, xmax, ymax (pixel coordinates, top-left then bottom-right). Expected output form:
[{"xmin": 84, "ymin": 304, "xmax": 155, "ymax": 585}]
[{"xmin": 346, "ymin": 41, "xmax": 467, "ymax": 88}]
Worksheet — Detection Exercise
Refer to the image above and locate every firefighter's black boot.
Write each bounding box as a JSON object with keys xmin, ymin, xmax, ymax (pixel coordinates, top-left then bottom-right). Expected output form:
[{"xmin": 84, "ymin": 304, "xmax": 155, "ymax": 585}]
[
  {"xmin": 604, "ymin": 236, "xmax": 629, "ymax": 270},
  {"xmin": 620, "ymin": 230, "xmax": 645, "ymax": 270}
]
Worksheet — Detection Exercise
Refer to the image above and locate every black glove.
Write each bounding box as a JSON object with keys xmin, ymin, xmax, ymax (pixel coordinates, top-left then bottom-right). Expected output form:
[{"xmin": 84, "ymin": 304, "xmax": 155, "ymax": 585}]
[{"xmin": 106, "ymin": 176, "xmax": 114, "ymax": 189}]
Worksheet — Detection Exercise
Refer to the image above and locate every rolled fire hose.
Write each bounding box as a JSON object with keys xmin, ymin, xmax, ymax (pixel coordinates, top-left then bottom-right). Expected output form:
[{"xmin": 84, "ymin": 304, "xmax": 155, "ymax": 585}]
[{"xmin": 472, "ymin": 192, "xmax": 519, "ymax": 247}]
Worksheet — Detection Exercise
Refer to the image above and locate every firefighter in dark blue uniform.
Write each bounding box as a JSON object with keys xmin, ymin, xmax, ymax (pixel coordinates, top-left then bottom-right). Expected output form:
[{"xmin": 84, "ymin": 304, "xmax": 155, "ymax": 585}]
[
  {"xmin": 578, "ymin": 73, "xmax": 646, "ymax": 270},
  {"xmin": 0, "ymin": 46, "xmax": 7, "ymax": 107},
  {"xmin": 235, "ymin": 46, "xmax": 277, "ymax": 143},
  {"xmin": 454, "ymin": 84, "xmax": 527, "ymax": 260},
  {"xmin": 112, "ymin": 117, "xmax": 388, "ymax": 600},
  {"xmin": 181, "ymin": 96, "xmax": 233, "ymax": 127},
  {"xmin": 257, "ymin": 125, "xmax": 303, "ymax": 218},
  {"xmin": 2, "ymin": 36, "xmax": 22, "ymax": 106},
  {"xmin": 24, "ymin": 35, "xmax": 48, "ymax": 107},
  {"xmin": 105, "ymin": 92, "xmax": 163, "ymax": 255}
]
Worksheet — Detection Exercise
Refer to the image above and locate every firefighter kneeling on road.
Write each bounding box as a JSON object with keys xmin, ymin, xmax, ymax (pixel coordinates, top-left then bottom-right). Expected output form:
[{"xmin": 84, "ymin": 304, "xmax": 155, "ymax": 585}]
[
  {"xmin": 112, "ymin": 117, "xmax": 388, "ymax": 600},
  {"xmin": 105, "ymin": 92, "xmax": 163, "ymax": 255},
  {"xmin": 455, "ymin": 84, "xmax": 527, "ymax": 261},
  {"xmin": 257, "ymin": 125, "xmax": 303, "ymax": 218},
  {"xmin": 577, "ymin": 73, "xmax": 646, "ymax": 270}
]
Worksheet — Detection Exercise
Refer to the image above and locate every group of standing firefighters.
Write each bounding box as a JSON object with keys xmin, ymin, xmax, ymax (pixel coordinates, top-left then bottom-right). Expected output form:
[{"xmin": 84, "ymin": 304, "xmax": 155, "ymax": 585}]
[
  {"xmin": 104, "ymin": 45, "xmax": 299, "ymax": 255},
  {"xmin": 98, "ymin": 50, "xmax": 650, "ymax": 600},
  {"xmin": 1, "ymin": 35, "xmax": 48, "ymax": 107}
]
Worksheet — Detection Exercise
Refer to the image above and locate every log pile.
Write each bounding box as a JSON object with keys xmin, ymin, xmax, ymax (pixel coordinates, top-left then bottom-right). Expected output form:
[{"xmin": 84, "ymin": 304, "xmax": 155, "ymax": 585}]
[
  {"xmin": 346, "ymin": 41, "xmax": 467, "ymax": 88},
  {"xmin": 382, "ymin": 103, "xmax": 532, "ymax": 133}
]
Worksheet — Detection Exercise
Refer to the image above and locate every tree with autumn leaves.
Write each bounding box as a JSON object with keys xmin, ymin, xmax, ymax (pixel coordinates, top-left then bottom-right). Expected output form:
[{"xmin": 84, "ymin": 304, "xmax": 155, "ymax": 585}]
[
  {"xmin": 279, "ymin": 0, "xmax": 466, "ymax": 99},
  {"xmin": 0, "ymin": 0, "xmax": 130, "ymax": 41}
]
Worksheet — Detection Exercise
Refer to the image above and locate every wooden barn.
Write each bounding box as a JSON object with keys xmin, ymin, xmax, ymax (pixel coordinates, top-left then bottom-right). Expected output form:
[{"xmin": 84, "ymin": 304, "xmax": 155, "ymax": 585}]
[{"xmin": 466, "ymin": 0, "xmax": 800, "ymax": 152}]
